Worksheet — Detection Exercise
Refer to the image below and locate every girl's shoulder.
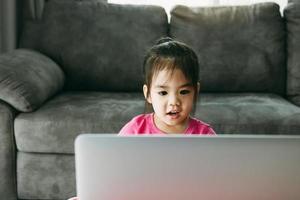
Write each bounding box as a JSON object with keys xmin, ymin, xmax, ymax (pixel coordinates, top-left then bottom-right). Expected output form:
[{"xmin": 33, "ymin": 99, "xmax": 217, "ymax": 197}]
[
  {"xmin": 189, "ymin": 117, "xmax": 211, "ymax": 127},
  {"xmin": 130, "ymin": 113, "xmax": 152, "ymax": 124},
  {"xmin": 187, "ymin": 117, "xmax": 216, "ymax": 135},
  {"xmin": 118, "ymin": 113, "xmax": 154, "ymax": 135}
]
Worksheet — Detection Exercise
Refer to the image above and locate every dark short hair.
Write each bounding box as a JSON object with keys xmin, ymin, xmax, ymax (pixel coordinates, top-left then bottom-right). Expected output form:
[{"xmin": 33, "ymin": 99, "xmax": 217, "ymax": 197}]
[{"xmin": 143, "ymin": 37, "xmax": 200, "ymax": 113}]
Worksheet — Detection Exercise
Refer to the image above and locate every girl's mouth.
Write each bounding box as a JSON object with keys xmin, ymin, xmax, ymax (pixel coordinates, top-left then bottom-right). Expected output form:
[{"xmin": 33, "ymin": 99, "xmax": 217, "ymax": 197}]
[{"xmin": 166, "ymin": 110, "xmax": 180, "ymax": 119}]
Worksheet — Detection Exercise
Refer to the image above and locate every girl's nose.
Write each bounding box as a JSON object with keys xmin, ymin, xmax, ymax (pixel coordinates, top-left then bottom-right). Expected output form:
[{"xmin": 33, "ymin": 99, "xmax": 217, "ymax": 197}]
[{"xmin": 169, "ymin": 95, "xmax": 180, "ymax": 106}]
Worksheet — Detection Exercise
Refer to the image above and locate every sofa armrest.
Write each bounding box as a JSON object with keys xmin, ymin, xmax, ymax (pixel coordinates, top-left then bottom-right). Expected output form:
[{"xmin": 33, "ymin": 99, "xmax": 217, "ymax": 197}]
[
  {"xmin": 0, "ymin": 49, "xmax": 65, "ymax": 112},
  {"xmin": 0, "ymin": 100, "xmax": 17, "ymax": 200}
]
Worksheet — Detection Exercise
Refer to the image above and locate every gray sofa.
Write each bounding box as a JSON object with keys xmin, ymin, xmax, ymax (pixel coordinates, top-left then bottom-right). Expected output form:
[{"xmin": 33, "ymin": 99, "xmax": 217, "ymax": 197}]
[{"xmin": 1, "ymin": 0, "xmax": 300, "ymax": 199}]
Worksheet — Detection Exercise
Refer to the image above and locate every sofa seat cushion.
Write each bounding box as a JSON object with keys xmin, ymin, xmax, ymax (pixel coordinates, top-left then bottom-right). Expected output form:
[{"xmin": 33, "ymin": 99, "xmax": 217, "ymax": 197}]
[
  {"xmin": 15, "ymin": 92, "xmax": 145, "ymax": 154},
  {"xmin": 15, "ymin": 92, "xmax": 300, "ymax": 154},
  {"xmin": 195, "ymin": 93, "xmax": 300, "ymax": 135}
]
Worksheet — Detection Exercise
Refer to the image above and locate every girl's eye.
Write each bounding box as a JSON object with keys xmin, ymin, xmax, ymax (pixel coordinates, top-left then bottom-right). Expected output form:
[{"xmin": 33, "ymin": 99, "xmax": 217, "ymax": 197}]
[
  {"xmin": 180, "ymin": 90, "xmax": 191, "ymax": 95},
  {"xmin": 158, "ymin": 91, "xmax": 167, "ymax": 96}
]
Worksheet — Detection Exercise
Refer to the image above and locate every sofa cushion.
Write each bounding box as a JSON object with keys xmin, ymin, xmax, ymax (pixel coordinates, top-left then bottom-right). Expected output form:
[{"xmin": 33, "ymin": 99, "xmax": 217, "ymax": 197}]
[
  {"xmin": 170, "ymin": 3, "xmax": 286, "ymax": 94},
  {"xmin": 284, "ymin": 2, "xmax": 300, "ymax": 106},
  {"xmin": 14, "ymin": 92, "xmax": 300, "ymax": 154},
  {"xmin": 14, "ymin": 92, "xmax": 145, "ymax": 154},
  {"xmin": 20, "ymin": 0, "xmax": 168, "ymax": 91},
  {"xmin": 17, "ymin": 152, "xmax": 75, "ymax": 200},
  {"xmin": 0, "ymin": 49, "xmax": 65, "ymax": 112},
  {"xmin": 195, "ymin": 93, "xmax": 300, "ymax": 134}
]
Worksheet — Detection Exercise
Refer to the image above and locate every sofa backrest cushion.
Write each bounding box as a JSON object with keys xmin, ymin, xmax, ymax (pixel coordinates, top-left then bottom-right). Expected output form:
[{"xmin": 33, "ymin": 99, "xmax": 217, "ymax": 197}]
[
  {"xmin": 170, "ymin": 3, "xmax": 286, "ymax": 94},
  {"xmin": 20, "ymin": 0, "xmax": 168, "ymax": 91},
  {"xmin": 284, "ymin": 2, "xmax": 300, "ymax": 106}
]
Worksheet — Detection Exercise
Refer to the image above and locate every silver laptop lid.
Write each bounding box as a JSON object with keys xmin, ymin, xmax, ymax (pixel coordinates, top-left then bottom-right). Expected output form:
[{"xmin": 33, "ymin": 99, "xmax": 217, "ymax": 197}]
[{"xmin": 75, "ymin": 134, "xmax": 300, "ymax": 200}]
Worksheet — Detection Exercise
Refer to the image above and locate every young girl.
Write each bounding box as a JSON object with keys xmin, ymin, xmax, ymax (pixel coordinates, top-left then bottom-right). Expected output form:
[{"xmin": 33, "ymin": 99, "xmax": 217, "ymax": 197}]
[
  {"xmin": 68, "ymin": 38, "xmax": 215, "ymax": 200},
  {"xmin": 119, "ymin": 37, "xmax": 215, "ymax": 135}
]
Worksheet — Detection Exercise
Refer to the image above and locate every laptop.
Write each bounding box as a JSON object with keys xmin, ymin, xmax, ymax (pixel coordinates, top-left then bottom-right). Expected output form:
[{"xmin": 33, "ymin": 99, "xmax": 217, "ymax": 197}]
[{"xmin": 75, "ymin": 134, "xmax": 300, "ymax": 200}]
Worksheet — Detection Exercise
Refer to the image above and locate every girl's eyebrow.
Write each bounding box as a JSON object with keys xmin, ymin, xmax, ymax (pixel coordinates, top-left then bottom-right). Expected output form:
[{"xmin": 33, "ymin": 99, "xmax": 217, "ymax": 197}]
[
  {"xmin": 180, "ymin": 83, "xmax": 193, "ymax": 88},
  {"xmin": 154, "ymin": 83, "xmax": 193, "ymax": 89}
]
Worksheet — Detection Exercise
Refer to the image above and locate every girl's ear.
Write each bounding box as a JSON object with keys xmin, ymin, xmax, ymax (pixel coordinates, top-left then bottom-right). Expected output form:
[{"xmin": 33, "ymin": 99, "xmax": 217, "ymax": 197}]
[
  {"xmin": 197, "ymin": 82, "xmax": 201, "ymax": 93},
  {"xmin": 143, "ymin": 85, "xmax": 152, "ymax": 104}
]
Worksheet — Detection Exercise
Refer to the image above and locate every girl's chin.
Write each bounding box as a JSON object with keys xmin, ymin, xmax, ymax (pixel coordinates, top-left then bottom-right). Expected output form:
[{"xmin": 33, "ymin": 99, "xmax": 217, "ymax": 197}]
[
  {"xmin": 155, "ymin": 113, "xmax": 188, "ymax": 127},
  {"xmin": 164, "ymin": 115, "xmax": 188, "ymax": 126}
]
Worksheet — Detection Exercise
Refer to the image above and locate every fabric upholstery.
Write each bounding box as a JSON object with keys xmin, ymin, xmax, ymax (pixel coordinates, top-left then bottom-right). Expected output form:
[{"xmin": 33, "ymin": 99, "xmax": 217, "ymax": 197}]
[
  {"xmin": 0, "ymin": 49, "xmax": 65, "ymax": 112},
  {"xmin": 15, "ymin": 92, "xmax": 145, "ymax": 154},
  {"xmin": 284, "ymin": 2, "xmax": 300, "ymax": 106},
  {"xmin": 170, "ymin": 3, "xmax": 286, "ymax": 94},
  {"xmin": 15, "ymin": 92, "xmax": 300, "ymax": 154},
  {"xmin": 4, "ymin": 1, "xmax": 300, "ymax": 200},
  {"xmin": 20, "ymin": 0, "xmax": 168, "ymax": 91},
  {"xmin": 195, "ymin": 93, "xmax": 300, "ymax": 134},
  {"xmin": 23, "ymin": 0, "xmax": 108, "ymax": 20},
  {"xmin": 17, "ymin": 152, "xmax": 75, "ymax": 200},
  {"xmin": 0, "ymin": 101, "xmax": 17, "ymax": 200}
]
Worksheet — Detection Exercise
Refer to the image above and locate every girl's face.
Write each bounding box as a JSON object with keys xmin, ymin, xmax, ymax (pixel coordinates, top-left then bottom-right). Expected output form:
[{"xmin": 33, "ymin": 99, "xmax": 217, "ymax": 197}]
[{"xmin": 143, "ymin": 69, "xmax": 198, "ymax": 133}]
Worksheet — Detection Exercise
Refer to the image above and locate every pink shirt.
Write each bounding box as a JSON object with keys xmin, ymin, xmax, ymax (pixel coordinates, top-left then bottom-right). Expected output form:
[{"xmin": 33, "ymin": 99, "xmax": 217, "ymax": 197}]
[
  {"xmin": 119, "ymin": 113, "xmax": 216, "ymax": 135},
  {"xmin": 68, "ymin": 114, "xmax": 215, "ymax": 200}
]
